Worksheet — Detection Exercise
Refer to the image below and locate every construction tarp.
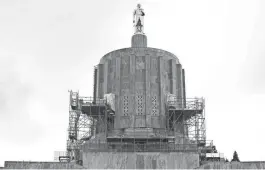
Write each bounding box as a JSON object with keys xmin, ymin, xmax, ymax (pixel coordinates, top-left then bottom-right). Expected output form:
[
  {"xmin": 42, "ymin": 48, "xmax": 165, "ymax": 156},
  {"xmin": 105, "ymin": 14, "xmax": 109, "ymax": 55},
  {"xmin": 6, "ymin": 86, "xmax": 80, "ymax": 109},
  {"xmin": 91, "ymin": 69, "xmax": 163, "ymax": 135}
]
[{"xmin": 104, "ymin": 93, "xmax": 115, "ymax": 112}]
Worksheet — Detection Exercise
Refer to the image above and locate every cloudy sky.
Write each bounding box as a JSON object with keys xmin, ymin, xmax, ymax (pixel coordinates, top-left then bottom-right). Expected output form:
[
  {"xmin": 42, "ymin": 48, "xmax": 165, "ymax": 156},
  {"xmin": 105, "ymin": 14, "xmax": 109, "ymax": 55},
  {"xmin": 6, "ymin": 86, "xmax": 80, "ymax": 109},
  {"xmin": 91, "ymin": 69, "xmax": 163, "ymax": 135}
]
[{"xmin": 0, "ymin": 0, "xmax": 265, "ymax": 166}]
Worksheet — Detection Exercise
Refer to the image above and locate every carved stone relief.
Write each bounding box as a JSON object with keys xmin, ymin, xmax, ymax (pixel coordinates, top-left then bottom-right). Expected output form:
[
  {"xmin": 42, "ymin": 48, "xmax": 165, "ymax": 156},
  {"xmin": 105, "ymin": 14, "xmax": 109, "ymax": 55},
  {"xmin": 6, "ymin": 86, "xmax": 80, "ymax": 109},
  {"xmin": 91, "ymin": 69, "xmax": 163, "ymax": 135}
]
[
  {"xmin": 151, "ymin": 95, "xmax": 159, "ymax": 116},
  {"xmin": 136, "ymin": 56, "xmax": 145, "ymax": 70},
  {"xmin": 122, "ymin": 95, "xmax": 129, "ymax": 116},
  {"xmin": 136, "ymin": 90, "xmax": 145, "ymax": 115}
]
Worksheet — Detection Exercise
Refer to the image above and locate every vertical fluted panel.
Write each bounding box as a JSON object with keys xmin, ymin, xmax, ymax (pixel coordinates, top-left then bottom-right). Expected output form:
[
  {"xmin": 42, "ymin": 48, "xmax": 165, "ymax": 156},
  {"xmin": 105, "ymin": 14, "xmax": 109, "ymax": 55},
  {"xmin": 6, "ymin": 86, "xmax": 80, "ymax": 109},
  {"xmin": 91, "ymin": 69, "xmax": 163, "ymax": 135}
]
[
  {"xmin": 176, "ymin": 64, "xmax": 183, "ymax": 108},
  {"xmin": 97, "ymin": 64, "xmax": 104, "ymax": 99},
  {"xmin": 130, "ymin": 54, "xmax": 136, "ymax": 128},
  {"xmin": 159, "ymin": 56, "xmax": 165, "ymax": 128},
  {"xmin": 114, "ymin": 56, "xmax": 121, "ymax": 129},
  {"xmin": 131, "ymin": 34, "xmax": 147, "ymax": 48},
  {"xmin": 103, "ymin": 61, "xmax": 108, "ymax": 95},
  {"xmin": 145, "ymin": 54, "xmax": 151, "ymax": 127},
  {"xmin": 182, "ymin": 69, "xmax": 186, "ymax": 108}
]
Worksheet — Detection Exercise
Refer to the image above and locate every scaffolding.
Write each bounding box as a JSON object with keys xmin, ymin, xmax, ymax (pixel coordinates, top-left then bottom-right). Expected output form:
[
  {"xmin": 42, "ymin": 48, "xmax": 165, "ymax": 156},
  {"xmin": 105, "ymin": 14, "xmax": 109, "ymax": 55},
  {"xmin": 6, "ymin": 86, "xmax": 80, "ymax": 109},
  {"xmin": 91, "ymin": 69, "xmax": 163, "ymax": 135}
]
[
  {"xmin": 166, "ymin": 97, "xmax": 206, "ymax": 145},
  {"xmin": 66, "ymin": 91, "xmax": 108, "ymax": 164},
  {"xmin": 66, "ymin": 90, "xmax": 211, "ymax": 163},
  {"xmin": 166, "ymin": 97, "xmax": 211, "ymax": 160}
]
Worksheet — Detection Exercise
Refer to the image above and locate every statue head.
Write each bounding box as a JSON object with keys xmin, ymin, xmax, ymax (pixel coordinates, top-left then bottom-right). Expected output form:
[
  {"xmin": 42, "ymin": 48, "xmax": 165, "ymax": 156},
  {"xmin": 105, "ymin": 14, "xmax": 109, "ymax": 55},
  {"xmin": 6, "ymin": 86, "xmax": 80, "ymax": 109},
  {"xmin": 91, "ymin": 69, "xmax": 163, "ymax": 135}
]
[{"xmin": 137, "ymin": 4, "xmax": 141, "ymax": 9}]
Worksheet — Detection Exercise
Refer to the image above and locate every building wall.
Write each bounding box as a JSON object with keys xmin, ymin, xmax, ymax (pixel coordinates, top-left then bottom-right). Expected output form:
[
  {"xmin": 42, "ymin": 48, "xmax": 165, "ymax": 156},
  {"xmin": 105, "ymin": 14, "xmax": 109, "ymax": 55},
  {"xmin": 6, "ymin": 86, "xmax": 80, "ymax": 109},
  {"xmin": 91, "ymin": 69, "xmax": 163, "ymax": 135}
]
[
  {"xmin": 4, "ymin": 161, "xmax": 84, "ymax": 169},
  {"xmin": 96, "ymin": 47, "xmax": 184, "ymax": 130},
  {"xmin": 82, "ymin": 152, "xmax": 199, "ymax": 169},
  {"xmin": 198, "ymin": 161, "xmax": 265, "ymax": 169}
]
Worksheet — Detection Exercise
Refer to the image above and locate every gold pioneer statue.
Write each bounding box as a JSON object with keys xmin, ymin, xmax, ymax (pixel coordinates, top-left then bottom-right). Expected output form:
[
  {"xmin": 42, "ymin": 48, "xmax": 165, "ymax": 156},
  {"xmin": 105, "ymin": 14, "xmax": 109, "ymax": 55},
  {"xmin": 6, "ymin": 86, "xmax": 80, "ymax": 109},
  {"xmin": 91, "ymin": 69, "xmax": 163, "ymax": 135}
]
[{"xmin": 133, "ymin": 4, "xmax": 145, "ymax": 34}]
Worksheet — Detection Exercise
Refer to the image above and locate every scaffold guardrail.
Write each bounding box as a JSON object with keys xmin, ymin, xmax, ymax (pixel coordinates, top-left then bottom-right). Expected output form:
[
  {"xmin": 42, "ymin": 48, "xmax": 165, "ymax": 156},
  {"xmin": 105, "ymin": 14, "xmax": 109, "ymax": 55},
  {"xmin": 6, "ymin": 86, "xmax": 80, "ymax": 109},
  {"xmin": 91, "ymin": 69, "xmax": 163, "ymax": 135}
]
[
  {"xmin": 83, "ymin": 142, "xmax": 198, "ymax": 152},
  {"xmin": 167, "ymin": 97, "xmax": 205, "ymax": 110}
]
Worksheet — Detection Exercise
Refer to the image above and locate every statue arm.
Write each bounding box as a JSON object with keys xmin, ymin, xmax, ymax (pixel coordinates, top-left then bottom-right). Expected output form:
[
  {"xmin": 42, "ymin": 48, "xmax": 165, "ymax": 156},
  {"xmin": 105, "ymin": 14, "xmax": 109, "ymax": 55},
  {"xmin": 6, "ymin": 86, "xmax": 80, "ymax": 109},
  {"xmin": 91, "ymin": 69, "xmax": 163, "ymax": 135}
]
[{"xmin": 141, "ymin": 10, "xmax": 145, "ymax": 16}]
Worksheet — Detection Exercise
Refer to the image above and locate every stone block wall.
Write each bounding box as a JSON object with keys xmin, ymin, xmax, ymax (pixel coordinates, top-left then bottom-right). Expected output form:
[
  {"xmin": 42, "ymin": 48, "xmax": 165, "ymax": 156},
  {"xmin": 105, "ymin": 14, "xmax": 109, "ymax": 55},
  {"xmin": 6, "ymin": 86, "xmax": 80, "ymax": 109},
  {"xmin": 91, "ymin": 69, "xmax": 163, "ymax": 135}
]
[
  {"xmin": 198, "ymin": 161, "xmax": 265, "ymax": 169},
  {"xmin": 82, "ymin": 151, "xmax": 199, "ymax": 169},
  {"xmin": 4, "ymin": 161, "xmax": 84, "ymax": 169}
]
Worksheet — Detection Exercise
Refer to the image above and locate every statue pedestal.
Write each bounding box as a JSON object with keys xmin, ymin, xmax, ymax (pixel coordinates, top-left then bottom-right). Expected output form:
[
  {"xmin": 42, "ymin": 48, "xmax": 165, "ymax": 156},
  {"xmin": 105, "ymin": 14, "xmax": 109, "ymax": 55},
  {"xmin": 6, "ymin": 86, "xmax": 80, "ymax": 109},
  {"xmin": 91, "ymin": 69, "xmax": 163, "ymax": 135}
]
[{"xmin": 132, "ymin": 34, "xmax": 147, "ymax": 48}]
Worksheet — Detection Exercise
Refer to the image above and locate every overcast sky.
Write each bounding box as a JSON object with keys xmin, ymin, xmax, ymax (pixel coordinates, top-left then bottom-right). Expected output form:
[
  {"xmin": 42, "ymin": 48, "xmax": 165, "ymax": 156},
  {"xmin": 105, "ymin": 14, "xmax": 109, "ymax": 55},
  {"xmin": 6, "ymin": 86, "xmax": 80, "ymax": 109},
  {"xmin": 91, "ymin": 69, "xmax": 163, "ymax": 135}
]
[{"xmin": 0, "ymin": 0, "xmax": 265, "ymax": 166}]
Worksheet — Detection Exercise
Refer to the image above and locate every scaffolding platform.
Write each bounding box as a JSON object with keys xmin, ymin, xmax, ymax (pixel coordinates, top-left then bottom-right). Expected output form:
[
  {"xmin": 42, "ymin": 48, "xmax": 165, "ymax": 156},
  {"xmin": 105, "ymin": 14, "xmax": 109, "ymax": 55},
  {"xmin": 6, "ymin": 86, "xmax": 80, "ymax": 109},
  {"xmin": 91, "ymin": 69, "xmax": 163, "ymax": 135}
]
[
  {"xmin": 81, "ymin": 104, "xmax": 106, "ymax": 116},
  {"xmin": 168, "ymin": 109, "xmax": 203, "ymax": 121},
  {"xmin": 67, "ymin": 91, "xmax": 208, "ymax": 164}
]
